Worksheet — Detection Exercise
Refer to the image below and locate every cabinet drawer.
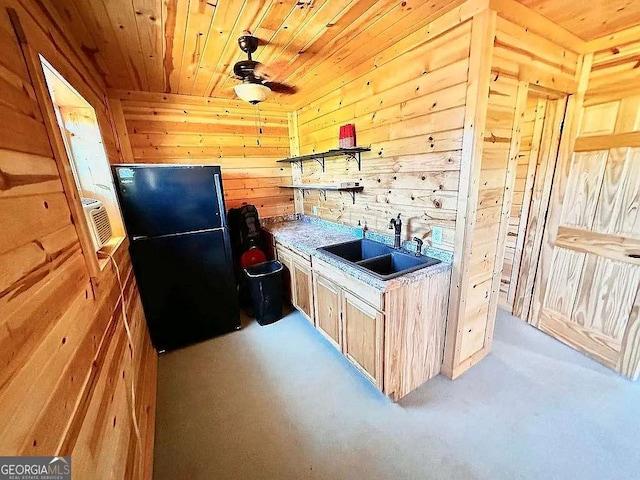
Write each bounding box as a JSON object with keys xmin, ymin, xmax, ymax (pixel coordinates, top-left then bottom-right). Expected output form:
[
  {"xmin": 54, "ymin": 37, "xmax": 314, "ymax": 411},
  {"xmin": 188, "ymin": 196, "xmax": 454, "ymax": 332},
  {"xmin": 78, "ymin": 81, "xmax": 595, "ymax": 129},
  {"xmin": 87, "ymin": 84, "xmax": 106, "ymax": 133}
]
[
  {"xmin": 275, "ymin": 241, "xmax": 310, "ymax": 263},
  {"xmin": 312, "ymin": 257, "xmax": 384, "ymax": 311}
]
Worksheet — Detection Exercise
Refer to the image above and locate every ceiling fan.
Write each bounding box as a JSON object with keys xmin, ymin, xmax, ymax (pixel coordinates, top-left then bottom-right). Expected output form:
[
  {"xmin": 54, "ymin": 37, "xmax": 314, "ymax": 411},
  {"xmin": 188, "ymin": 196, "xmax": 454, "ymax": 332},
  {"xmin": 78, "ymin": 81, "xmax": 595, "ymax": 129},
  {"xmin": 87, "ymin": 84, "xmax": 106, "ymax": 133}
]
[{"xmin": 232, "ymin": 33, "xmax": 296, "ymax": 104}]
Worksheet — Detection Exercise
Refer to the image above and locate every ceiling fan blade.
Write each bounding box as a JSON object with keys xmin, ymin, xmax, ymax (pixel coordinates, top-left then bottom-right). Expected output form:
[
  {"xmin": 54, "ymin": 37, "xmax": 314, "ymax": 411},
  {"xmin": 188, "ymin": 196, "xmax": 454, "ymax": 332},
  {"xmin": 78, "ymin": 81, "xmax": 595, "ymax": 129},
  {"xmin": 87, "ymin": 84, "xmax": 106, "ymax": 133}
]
[
  {"xmin": 264, "ymin": 82, "xmax": 297, "ymax": 95},
  {"xmin": 254, "ymin": 61, "xmax": 288, "ymax": 82}
]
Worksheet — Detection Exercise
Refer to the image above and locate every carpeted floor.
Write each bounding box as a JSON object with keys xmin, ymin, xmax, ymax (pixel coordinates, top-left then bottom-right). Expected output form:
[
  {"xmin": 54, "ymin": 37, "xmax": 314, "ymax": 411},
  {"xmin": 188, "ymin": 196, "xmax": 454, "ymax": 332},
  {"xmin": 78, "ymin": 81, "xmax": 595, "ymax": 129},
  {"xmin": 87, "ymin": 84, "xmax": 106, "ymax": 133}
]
[{"xmin": 153, "ymin": 309, "xmax": 640, "ymax": 479}]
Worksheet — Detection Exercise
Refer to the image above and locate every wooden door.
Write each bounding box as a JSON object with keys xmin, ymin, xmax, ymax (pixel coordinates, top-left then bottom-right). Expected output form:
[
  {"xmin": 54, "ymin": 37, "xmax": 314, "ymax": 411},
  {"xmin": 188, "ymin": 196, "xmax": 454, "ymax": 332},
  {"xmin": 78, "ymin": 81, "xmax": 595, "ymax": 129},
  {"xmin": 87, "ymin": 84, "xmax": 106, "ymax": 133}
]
[
  {"xmin": 342, "ymin": 292, "xmax": 384, "ymax": 389},
  {"xmin": 313, "ymin": 273, "xmax": 342, "ymax": 350},
  {"xmin": 531, "ymin": 97, "xmax": 640, "ymax": 379},
  {"xmin": 512, "ymin": 96, "xmax": 567, "ymax": 319},
  {"xmin": 292, "ymin": 258, "xmax": 314, "ymax": 324}
]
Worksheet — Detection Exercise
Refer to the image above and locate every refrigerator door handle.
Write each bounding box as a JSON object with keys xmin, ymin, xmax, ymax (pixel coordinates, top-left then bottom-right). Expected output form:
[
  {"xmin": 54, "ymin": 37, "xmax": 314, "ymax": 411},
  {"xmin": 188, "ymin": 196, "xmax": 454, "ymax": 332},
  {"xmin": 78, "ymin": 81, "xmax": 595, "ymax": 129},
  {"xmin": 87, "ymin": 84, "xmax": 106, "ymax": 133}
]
[
  {"xmin": 132, "ymin": 227, "xmax": 226, "ymax": 242},
  {"xmin": 213, "ymin": 173, "xmax": 226, "ymax": 227}
]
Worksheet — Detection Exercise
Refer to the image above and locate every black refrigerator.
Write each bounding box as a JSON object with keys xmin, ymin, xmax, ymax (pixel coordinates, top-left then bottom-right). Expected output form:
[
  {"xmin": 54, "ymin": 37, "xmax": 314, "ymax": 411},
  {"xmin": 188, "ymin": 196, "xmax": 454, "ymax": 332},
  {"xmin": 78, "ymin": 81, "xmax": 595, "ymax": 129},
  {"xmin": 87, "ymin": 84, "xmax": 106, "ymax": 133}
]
[{"xmin": 112, "ymin": 164, "xmax": 240, "ymax": 353}]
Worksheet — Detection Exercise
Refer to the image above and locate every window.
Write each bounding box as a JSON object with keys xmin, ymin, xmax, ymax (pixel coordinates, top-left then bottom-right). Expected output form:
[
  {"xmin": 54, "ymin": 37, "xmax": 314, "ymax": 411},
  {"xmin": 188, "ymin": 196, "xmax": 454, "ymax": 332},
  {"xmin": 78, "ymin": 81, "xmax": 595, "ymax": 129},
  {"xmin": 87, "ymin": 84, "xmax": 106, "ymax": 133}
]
[{"xmin": 40, "ymin": 56, "xmax": 125, "ymax": 272}]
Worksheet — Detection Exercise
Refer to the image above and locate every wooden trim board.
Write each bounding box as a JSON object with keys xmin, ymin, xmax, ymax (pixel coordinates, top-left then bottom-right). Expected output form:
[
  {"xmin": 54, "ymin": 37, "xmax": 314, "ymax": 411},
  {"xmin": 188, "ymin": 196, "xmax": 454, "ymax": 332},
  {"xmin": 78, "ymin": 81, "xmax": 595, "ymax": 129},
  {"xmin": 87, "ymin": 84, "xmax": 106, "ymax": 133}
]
[
  {"xmin": 442, "ymin": 9, "xmax": 496, "ymax": 379},
  {"xmin": 484, "ymin": 80, "xmax": 528, "ymax": 349}
]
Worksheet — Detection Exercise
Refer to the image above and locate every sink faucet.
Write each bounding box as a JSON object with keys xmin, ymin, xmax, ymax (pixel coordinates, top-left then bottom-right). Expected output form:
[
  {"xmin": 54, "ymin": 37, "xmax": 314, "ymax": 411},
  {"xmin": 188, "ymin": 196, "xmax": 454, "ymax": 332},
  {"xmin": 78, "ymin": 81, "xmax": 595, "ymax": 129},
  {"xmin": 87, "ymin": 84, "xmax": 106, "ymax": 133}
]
[
  {"xmin": 388, "ymin": 214, "xmax": 402, "ymax": 249},
  {"xmin": 413, "ymin": 237, "xmax": 423, "ymax": 256}
]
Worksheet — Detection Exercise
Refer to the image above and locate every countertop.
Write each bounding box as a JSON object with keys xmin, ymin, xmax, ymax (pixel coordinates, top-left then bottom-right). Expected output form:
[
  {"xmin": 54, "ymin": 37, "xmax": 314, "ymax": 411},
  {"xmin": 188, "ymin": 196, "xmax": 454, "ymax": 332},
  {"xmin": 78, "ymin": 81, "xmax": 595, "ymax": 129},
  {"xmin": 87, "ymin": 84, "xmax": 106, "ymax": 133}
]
[{"xmin": 263, "ymin": 217, "xmax": 452, "ymax": 291}]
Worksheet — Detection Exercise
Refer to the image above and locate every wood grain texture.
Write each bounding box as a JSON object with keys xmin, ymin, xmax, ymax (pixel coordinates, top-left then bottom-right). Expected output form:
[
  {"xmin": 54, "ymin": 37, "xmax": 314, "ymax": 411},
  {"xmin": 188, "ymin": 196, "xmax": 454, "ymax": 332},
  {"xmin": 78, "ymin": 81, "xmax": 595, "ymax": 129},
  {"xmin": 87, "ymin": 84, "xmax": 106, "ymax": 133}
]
[
  {"xmin": 484, "ymin": 80, "xmax": 527, "ymax": 346},
  {"xmin": 531, "ymin": 48, "xmax": 640, "ymax": 379},
  {"xmin": 31, "ymin": 0, "xmax": 471, "ymax": 103},
  {"xmin": 343, "ymin": 291, "xmax": 384, "ymax": 390},
  {"xmin": 501, "ymin": 97, "xmax": 545, "ymax": 309},
  {"xmin": 0, "ymin": 2, "xmax": 156, "ymax": 476},
  {"xmin": 516, "ymin": 0, "xmax": 640, "ymax": 42},
  {"xmin": 312, "ymin": 272, "xmax": 342, "ymax": 350},
  {"xmin": 442, "ymin": 10, "xmax": 496, "ymax": 379},
  {"xmin": 555, "ymin": 226, "xmax": 640, "ymax": 265},
  {"xmin": 294, "ymin": 21, "xmax": 474, "ymax": 252},
  {"xmin": 116, "ymin": 89, "xmax": 294, "ymax": 219},
  {"xmin": 383, "ymin": 268, "xmax": 451, "ymax": 401},
  {"xmin": 512, "ymin": 97, "xmax": 566, "ymax": 320},
  {"xmin": 618, "ymin": 286, "xmax": 640, "ymax": 380},
  {"xmin": 275, "ymin": 243, "xmax": 294, "ymax": 304},
  {"xmin": 293, "ymin": 257, "xmax": 314, "ymax": 324}
]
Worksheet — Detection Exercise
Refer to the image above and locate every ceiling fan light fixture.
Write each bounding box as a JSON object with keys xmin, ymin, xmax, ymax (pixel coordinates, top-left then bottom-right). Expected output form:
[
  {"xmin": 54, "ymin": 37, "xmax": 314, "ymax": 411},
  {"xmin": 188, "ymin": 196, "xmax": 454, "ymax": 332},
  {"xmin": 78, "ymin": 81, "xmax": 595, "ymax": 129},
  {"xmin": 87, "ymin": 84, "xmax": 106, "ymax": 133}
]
[{"xmin": 234, "ymin": 82, "xmax": 271, "ymax": 105}]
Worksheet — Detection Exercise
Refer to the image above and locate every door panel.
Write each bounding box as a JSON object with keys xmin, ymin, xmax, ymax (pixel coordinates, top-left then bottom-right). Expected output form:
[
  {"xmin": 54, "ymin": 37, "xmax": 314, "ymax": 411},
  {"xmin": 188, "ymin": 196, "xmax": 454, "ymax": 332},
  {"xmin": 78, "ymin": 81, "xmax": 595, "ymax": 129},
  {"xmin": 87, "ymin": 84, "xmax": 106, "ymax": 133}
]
[
  {"xmin": 342, "ymin": 292, "xmax": 384, "ymax": 388},
  {"xmin": 313, "ymin": 273, "xmax": 342, "ymax": 349},
  {"xmin": 293, "ymin": 259, "xmax": 313, "ymax": 324},
  {"xmin": 558, "ymin": 151, "xmax": 608, "ymax": 228},
  {"xmin": 130, "ymin": 229, "xmax": 239, "ymax": 352},
  {"xmin": 532, "ymin": 118, "xmax": 640, "ymax": 378},
  {"xmin": 571, "ymin": 255, "xmax": 640, "ymax": 339},
  {"xmin": 513, "ymin": 98, "xmax": 567, "ymax": 319},
  {"xmin": 113, "ymin": 165, "xmax": 223, "ymax": 237}
]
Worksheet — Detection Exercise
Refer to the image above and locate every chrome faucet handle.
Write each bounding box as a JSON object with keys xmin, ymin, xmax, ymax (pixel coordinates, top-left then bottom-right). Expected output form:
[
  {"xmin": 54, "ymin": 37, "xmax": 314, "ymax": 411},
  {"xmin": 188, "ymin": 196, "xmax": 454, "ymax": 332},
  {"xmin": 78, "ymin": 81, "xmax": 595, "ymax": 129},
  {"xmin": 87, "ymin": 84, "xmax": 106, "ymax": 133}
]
[{"xmin": 413, "ymin": 237, "xmax": 423, "ymax": 256}]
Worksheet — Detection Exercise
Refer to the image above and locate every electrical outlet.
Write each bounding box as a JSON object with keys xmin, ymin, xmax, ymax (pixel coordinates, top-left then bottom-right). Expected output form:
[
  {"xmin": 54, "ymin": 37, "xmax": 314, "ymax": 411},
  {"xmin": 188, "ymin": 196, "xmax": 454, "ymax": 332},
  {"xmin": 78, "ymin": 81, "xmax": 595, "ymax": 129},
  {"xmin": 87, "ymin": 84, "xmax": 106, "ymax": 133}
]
[
  {"xmin": 432, "ymin": 226, "xmax": 443, "ymax": 245},
  {"xmin": 312, "ymin": 205, "xmax": 318, "ymax": 216}
]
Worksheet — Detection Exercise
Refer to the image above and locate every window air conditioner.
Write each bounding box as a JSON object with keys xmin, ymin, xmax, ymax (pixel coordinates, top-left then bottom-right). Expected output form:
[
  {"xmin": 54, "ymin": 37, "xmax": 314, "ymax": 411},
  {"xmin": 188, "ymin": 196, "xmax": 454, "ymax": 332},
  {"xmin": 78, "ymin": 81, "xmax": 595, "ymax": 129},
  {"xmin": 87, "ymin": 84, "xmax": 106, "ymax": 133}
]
[{"xmin": 82, "ymin": 198, "xmax": 112, "ymax": 251}]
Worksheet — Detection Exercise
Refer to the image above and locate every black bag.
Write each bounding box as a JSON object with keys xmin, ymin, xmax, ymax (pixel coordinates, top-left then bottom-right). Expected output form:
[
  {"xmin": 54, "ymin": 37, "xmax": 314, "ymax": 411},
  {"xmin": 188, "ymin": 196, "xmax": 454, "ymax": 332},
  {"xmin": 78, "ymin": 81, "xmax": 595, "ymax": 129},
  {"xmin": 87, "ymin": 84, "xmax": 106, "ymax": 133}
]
[{"xmin": 227, "ymin": 204, "xmax": 264, "ymax": 263}]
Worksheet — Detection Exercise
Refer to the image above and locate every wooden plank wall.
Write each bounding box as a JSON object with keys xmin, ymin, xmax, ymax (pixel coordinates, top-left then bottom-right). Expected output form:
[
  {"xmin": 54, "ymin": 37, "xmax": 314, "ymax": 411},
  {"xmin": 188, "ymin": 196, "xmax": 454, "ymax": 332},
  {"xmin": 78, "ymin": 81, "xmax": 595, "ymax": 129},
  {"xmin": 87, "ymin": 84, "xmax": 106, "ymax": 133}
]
[
  {"xmin": 444, "ymin": 13, "xmax": 582, "ymax": 376},
  {"xmin": 294, "ymin": 16, "xmax": 475, "ymax": 252},
  {"xmin": 113, "ymin": 90, "xmax": 294, "ymax": 218},
  {"xmin": 0, "ymin": 1, "xmax": 156, "ymax": 477}
]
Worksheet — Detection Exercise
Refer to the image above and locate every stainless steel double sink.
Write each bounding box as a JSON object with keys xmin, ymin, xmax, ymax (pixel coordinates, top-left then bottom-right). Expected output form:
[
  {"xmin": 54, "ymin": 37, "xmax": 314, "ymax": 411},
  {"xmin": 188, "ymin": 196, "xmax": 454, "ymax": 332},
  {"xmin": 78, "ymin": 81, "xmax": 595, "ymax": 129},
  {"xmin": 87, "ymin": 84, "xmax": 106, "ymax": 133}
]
[{"xmin": 317, "ymin": 238, "xmax": 440, "ymax": 281}]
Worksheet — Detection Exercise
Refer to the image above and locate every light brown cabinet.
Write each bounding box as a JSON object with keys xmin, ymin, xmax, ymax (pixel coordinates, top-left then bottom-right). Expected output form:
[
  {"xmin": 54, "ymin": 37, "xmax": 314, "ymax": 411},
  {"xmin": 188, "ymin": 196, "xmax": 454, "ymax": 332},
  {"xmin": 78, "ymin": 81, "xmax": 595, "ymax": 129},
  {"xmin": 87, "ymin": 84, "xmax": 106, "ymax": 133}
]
[
  {"xmin": 342, "ymin": 291, "xmax": 384, "ymax": 389},
  {"xmin": 292, "ymin": 258, "xmax": 313, "ymax": 323},
  {"xmin": 274, "ymin": 239, "xmax": 450, "ymax": 401},
  {"xmin": 312, "ymin": 263, "xmax": 386, "ymax": 390},
  {"xmin": 276, "ymin": 245, "xmax": 294, "ymax": 303},
  {"xmin": 312, "ymin": 273, "xmax": 342, "ymax": 349},
  {"xmin": 276, "ymin": 242, "xmax": 314, "ymax": 325},
  {"xmin": 312, "ymin": 256, "xmax": 450, "ymax": 401}
]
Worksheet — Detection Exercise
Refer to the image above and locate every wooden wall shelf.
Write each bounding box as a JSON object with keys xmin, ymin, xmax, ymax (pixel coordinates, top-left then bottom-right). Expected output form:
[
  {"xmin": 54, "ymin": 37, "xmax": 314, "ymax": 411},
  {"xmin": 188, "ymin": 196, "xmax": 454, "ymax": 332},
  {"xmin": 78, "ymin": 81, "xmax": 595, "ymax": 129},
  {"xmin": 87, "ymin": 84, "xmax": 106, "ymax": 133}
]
[
  {"xmin": 277, "ymin": 147, "xmax": 371, "ymax": 172},
  {"xmin": 279, "ymin": 184, "xmax": 364, "ymax": 204}
]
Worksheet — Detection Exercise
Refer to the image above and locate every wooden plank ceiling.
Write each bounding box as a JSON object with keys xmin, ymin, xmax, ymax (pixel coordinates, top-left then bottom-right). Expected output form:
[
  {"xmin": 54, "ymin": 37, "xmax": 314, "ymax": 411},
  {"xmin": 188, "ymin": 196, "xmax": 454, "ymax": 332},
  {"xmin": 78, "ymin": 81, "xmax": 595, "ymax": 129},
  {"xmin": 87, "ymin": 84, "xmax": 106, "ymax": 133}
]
[
  {"xmin": 42, "ymin": 0, "xmax": 640, "ymax": 103},
  {"xmin": 517, "ymin": 0, "xmax": 640, "ymax": 41}
]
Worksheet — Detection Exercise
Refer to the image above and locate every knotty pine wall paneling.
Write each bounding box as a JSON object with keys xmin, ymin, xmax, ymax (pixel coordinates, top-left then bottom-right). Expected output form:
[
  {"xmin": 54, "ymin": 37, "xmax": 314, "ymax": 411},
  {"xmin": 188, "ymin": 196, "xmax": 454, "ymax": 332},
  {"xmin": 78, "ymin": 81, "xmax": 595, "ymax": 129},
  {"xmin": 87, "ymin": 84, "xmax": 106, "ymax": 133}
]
[
  {"xmin": 0, "ymin": 1, "xmax": 156, "ymax": 477},
  {"xmin": 442, "ymin": 11, "xmax": 583, "ymax": 377},
  {"xmin": 289, "ymin": 4, "xmax": 483, "ymax": 381},
  {"xmin": 295, "ymin": 19, "xmax": 473, "ymax": 251},
  {"xmin": 112, "ymin": 90, "xmax": 294, "ymax": 219}
]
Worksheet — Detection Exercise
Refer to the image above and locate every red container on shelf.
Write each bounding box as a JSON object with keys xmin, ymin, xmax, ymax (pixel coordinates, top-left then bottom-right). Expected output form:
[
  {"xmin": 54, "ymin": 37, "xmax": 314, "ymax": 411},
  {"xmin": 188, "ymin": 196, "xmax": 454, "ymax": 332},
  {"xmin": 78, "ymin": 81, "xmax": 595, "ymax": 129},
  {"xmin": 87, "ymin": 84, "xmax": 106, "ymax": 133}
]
[{"xmin": 339, "ymin": 123, "xmax": 356, "ymax": 148}]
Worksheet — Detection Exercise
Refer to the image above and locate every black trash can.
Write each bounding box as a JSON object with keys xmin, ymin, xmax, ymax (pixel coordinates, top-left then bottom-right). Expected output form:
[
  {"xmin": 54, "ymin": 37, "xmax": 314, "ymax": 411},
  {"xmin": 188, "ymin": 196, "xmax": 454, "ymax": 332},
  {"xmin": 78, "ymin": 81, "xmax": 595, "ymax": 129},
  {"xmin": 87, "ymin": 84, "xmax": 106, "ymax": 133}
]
[{"xmin": 244, "ymin": 260, "xmax": 284, "ymax": 326}]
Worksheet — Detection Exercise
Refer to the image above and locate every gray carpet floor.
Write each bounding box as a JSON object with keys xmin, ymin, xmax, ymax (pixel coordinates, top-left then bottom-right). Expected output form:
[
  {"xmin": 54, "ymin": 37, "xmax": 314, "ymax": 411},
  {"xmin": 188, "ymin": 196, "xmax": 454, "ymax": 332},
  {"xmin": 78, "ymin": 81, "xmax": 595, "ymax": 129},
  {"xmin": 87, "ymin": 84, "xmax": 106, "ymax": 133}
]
[{"xmin": 153, "ymin": 309, "xmax": 640, "ymax": 479}]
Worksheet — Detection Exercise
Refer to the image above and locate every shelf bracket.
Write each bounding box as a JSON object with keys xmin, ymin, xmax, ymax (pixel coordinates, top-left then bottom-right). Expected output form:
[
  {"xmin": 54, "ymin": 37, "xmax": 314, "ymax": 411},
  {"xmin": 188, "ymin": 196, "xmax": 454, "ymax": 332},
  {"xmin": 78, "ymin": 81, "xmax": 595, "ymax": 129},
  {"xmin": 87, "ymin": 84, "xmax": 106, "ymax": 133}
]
[
  {"xmin": 314, "ymin": 157, "xmax": 326, "ymax": 172},
  {"xmin": 295, "ymin": 160, "xmax": 304, "ymax": 173},
  {"xmin": 344, "ymin": 151, "xmax": 362, "ymax": 171},
  {"xmin": 348, "ymin": 190, "xmax": 357, "ymax": 204},
  {"xmin": 320, "ymin": 189, "xmax": 327, "ymax": 201}
]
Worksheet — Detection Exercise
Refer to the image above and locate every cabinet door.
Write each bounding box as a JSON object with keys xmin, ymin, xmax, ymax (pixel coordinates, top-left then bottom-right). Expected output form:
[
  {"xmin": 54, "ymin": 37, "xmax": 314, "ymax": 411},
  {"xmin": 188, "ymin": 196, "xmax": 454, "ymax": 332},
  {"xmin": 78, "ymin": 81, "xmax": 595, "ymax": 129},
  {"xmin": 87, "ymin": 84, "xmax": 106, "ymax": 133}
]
[
  {"xmin": 342, "ymin": 292, "xmax": 384, "ymax": 389},
  {"xmin": 293, "ymin": 258, "xmax": 314, "ymax": 324},
  {"xmin": 313, "ymin": 273, "xmax": 342, "ymax": 350},
  {"xmin": 276, "ymin": 245, "xmax": 294, "ymax": 303}
]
